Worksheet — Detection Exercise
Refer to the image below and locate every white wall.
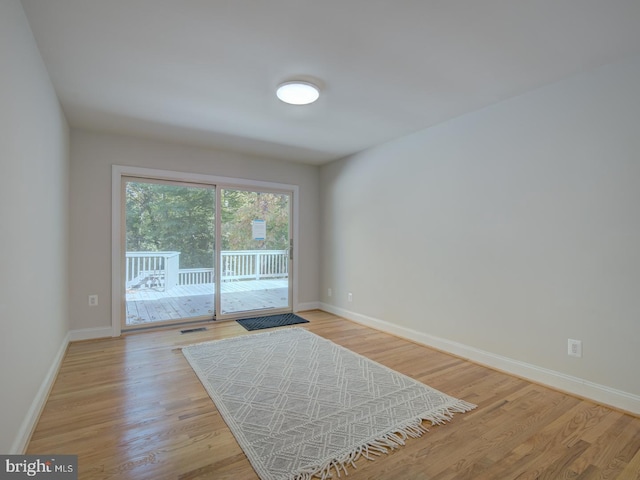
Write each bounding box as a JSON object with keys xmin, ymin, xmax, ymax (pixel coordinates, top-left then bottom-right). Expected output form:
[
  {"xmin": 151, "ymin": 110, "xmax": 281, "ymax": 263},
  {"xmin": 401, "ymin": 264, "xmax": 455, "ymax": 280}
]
[
  {"xmin": 69, "ymin": 129, "xmax": 320, "ymax": 331},
  {"xmin": 0, "ymin": 0, "xmax": 70, "ymax": 453},
  {"xmin": 321, "ymin": 56, "xmax": 640, "ymax": 405}
]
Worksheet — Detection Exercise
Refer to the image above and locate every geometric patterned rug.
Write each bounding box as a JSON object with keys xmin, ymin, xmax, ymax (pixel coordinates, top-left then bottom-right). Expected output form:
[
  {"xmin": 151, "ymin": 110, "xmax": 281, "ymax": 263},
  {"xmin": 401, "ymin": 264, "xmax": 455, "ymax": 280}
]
[{"xmin": 182, "ymin": 328, "xmax": 476, "ymax": 480}]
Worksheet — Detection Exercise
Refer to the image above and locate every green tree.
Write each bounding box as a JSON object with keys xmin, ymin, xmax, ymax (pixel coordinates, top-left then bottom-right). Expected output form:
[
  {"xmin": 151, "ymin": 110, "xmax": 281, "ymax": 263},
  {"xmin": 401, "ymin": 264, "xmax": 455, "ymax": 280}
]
[
  {"xmin": 221, "ymin": 189, "xmax": 289, "ymax": 250},
  {"xmin": 126, "ymin": 181, "xmax": 215, "ymax": 268},
  {"xmin": 126, "ymin": 182, "xmax": 290, "ymax": 268}
]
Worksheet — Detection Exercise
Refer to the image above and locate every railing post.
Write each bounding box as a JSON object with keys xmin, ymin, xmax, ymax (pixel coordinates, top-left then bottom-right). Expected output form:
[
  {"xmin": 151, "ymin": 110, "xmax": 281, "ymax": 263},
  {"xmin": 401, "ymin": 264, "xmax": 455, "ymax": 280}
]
[
  {"xmin": 165, "ymin": 252, "xmax": 180, "ymax": 291},
  {"xmin": 256, "ymin": 251, "xmax": 262, "ymax": 280}
]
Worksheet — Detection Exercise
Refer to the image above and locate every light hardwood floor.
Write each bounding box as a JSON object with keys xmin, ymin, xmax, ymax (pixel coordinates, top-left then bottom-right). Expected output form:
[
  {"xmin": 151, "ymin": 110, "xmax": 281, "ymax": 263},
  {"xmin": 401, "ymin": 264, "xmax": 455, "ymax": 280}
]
[{"xmin": 27, "ymin": 311, "xmax": 640, "ymax": 479}]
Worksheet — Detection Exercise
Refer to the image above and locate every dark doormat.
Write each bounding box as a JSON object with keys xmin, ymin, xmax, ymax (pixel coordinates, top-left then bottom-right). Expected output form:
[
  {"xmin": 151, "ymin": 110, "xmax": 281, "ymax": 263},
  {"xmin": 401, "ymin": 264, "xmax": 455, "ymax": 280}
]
[{"xmin": 236, "ymin": 313, "xmax": 309, "ymax": 331}]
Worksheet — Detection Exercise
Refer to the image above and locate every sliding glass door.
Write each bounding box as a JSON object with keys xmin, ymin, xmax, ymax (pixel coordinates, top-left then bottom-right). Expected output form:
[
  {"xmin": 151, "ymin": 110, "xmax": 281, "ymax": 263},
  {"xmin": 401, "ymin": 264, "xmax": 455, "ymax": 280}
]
[
  {"xmin": 124, "ymin": 178, "xmax": 216, "ymax": 328},
  {"xmin": 218, "ymin": 187, "xmax": 292, "ymax": 317},
  {"xmin": 121, "ymin": 176, "xmax": 292, "ymax": 329}
]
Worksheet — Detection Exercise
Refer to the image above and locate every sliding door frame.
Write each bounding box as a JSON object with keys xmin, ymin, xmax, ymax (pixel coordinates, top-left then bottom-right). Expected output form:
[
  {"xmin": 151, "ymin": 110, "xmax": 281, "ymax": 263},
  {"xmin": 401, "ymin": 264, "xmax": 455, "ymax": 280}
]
[
  {"xmin": 120, "ymin": 176, "xmax": 217, "ymax": 331},
  {"xmin": 215, "ymin": 185, "xmax": 293, "ymax": 321},
  {"xmin": 111, "ymin": 165, "xmax": 299, "ymax": 337}
]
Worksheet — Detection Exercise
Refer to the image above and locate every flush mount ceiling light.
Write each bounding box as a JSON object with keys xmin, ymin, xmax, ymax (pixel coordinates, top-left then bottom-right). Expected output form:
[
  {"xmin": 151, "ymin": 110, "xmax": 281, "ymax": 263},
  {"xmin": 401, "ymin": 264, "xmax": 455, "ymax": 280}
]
[{"xmin": 276, "ymin": 81, "xmax": 320, "ymax": 105}]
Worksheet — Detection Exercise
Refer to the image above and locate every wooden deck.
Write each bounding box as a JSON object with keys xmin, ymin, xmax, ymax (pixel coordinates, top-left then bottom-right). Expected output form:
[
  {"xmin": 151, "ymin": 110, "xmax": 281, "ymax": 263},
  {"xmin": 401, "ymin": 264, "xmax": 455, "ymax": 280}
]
[{"xmin": 126, "ymin": 279, "xmax": 288, "ymax": 325}]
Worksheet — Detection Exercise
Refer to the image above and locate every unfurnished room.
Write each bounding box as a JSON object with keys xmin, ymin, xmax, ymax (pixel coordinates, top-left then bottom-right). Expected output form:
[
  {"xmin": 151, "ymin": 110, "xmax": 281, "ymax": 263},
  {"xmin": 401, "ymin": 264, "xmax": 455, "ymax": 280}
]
[{"xmin": 1, "ymin": 1, "xmax": 640, "ymax": 478}]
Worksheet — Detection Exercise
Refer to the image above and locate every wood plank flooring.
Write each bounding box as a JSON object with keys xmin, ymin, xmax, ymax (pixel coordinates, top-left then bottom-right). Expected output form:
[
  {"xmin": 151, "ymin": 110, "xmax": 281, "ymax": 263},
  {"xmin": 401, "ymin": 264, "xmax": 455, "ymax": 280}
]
[{"xmin": 27, "ymin": 311, "xmax": 640, "ymax": 479}]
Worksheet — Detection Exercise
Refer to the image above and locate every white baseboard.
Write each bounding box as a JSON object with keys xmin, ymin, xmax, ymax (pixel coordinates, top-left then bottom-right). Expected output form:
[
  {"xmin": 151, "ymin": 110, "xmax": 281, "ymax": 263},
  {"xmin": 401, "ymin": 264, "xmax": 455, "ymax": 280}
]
[
  {"xmin": 296, "ymin": 301, "xmax": 321, "ymax": 312},
  {"xmin": 68, "ymin": 326, "xmax": 113, "ymax": 342},
  {"xmin": 320, "ymin": 303, "xmax": 640, "ymax": 415},
  {"xmin": 10, "ymin": 331, "xmax": 70, "ymax": 454}
]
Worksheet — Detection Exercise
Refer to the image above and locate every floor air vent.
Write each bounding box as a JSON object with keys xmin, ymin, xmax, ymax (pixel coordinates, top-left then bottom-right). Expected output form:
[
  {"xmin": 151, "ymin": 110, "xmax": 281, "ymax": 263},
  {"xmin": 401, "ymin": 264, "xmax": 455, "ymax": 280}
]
[{"xmin": 180, "ymin": 327, "xmax": 207, "ymax": 334}]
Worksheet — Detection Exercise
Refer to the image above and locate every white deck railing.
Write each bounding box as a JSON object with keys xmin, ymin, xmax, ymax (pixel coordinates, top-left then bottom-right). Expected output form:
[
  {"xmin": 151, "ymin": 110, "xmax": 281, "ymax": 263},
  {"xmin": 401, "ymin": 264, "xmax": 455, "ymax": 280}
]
[
  {"xmin": 125, "ymin": 251, "xmax": 180, "ymax": 290},
  {"xmin": 178, "ymin": 268, "xmax": 214, "ymax": 286},
  {"xmin": 126, "ymin": 250, "xmax": 288, "ymax": 291},
  {"xmin": 220, "ymin": 250, "xmax": 288, "ymax": 281}
]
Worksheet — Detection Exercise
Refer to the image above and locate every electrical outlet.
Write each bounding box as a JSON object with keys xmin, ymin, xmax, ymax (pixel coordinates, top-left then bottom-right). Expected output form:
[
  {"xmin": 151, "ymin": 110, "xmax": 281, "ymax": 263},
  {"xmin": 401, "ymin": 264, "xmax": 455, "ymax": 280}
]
[
  {"xmin": 568, "ymin": 339, "xmax": 582, "ymax": 357},
  {"xmin": 328, "ymin": 288, "xmax": 332, "ymax": 297},
  {"xmin": 348, "ymin": 292, "xmax": 353, "ymax": 302},
  {"xmin": 88, "ymin": 294, "xmax": 98, "ymax": 307}
]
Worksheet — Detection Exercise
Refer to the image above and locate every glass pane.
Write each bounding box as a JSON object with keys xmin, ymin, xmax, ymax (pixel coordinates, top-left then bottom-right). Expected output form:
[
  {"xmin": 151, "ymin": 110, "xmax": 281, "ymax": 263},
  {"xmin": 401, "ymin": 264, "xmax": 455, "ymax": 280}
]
[
  {"xmin": 220, "ymin": 188, "xmax": 290, "ymax": 315},
  {"xmin": 124, "ymin": 180, "xmax": 215, "ymax": 326}
]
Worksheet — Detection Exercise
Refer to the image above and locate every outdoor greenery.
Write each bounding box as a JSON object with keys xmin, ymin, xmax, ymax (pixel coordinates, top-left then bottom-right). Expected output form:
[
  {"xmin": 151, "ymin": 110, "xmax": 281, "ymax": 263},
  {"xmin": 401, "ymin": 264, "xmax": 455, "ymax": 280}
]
[
  {"xmin": 126, "ymin": 181, "xmax": 289, "ymax": 268},
  {"xmin": 221, "ymin": 188, "xmax": 290, "ymax": 251}
]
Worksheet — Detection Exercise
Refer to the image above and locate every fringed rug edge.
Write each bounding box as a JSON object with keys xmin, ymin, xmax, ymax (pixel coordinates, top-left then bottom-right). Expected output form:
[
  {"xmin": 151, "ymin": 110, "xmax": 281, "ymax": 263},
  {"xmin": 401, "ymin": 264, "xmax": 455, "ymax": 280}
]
[{"xmin": 290, "ymin": 399, "xmax": 477, "ymax": 480}]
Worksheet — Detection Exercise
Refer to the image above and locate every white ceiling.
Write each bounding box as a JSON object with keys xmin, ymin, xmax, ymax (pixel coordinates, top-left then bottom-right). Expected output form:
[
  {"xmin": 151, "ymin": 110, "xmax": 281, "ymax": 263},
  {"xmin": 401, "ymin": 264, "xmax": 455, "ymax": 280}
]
[{"xmin": 21, "ymin": 0, "xmax": 640, "ymax": 165}]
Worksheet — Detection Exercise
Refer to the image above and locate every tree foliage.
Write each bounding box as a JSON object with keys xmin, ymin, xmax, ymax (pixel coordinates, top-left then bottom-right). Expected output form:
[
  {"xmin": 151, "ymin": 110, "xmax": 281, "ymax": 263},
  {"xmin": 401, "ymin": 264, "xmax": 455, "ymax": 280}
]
[
  {"xmin": 126, "ymin": 181, "xmax": 289, "ymax": 269},
  {"xmin": 221, "ymin": 188, "xmax": 290, "ymax": 251}
]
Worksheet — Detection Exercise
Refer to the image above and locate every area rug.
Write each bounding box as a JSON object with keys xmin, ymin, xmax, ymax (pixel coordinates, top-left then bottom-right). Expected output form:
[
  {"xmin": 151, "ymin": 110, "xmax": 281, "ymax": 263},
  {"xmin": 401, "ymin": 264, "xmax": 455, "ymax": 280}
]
[
  {"xmin": 236, "ymin": 313, "xmax": 309, "ymax": 331},
  {"xmin": 182, "ymin": 328, "xmax": 476, "ymax": 480}
]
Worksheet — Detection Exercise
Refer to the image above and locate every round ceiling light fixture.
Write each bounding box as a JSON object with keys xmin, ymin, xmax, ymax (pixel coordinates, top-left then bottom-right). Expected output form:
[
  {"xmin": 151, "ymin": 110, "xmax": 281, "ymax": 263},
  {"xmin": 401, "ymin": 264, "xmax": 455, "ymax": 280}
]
[{"xmin": 276, "ymin": 80, "xmax": 320, "ymax": 105}]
